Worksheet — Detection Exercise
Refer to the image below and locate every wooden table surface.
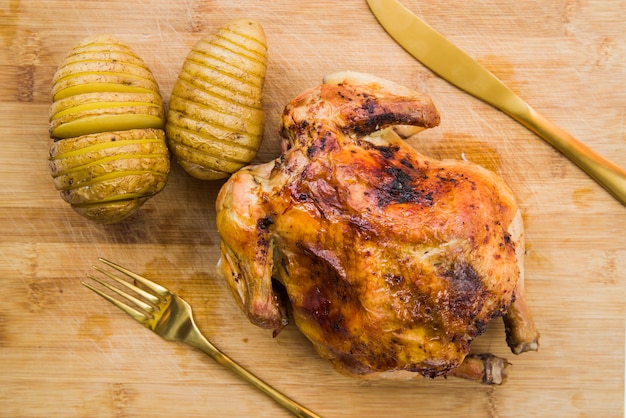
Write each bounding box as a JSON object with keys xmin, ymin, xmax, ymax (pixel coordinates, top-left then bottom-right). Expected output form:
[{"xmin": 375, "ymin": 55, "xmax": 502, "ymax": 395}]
[{"xmin": 1, "ymin": 0, "xmax": 624, "ymax": 416}]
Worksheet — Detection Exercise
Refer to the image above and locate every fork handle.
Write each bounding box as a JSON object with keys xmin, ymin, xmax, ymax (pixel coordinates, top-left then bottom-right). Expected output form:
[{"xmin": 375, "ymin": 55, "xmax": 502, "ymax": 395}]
[{"xmin": 186, "ymin": 330, "xmax": 322, "ymax": 418}]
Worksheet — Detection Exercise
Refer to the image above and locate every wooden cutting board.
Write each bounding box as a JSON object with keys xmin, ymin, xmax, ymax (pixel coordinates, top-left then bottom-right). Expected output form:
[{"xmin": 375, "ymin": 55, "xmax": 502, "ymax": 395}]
[{"xmin": 1, "ymin": 0, "xmax": 624, "ymax": 416}]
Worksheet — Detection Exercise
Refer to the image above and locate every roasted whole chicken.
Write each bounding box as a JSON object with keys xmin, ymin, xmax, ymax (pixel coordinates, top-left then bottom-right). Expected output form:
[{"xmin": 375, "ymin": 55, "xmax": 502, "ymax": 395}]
[{"xmin": 216, "ymin": 71, "xmax": 539, "ymax": 384}]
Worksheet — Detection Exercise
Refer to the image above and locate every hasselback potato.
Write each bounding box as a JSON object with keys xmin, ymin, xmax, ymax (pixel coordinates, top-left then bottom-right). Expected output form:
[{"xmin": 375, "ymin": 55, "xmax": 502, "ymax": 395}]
[
  {"xmin": 48, "ymin": 35, "xmax": 170, "ymax": 223},
  {"xmin": 166, "ymin": 19, "xmax": 267, "ymax": 180}
]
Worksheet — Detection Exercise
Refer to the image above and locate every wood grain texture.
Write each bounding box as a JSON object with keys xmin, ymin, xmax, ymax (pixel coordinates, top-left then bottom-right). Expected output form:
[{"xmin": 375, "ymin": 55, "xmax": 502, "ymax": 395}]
[{"xmin": 1, "ymin": 0, "xmax": 624, "ymax": 416}]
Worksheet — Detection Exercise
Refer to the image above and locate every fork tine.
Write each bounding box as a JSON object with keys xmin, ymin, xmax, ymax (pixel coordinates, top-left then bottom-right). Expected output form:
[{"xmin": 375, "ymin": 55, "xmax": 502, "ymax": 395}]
[
  {"xmin": 91, "ymin": 265, "xmax": 161, "ymax": 305},
  {"xmin": 98, "ymin": 257, "xmax": 169, "ymax": 296},
  {"xmin": 85, "ymin": 272, "xmax": 155, "ymax": 313},
  {"xmin": 81, "ymin": 280, "xmax": 149, "ymax": 323}
]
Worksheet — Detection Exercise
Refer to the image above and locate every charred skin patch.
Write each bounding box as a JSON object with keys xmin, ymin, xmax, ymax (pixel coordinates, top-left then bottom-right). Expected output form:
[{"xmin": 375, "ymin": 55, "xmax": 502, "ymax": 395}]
[
  {"xmin": 443, "ymin": 261, "xmax": 484, "ymax": 299},
  {"xmin": 337, "ymin": 90, "xmax": 440, "ymax": 137},
  {"xmin": 307, "ymin": 128, "xmax": 339, "ymax": 158},
  {"xmin": 439, "ymin": 261, "xmax": 495, "ymax": 336},
  {"xmin": 372, "ymin": 143, "xmax": 399, "ymax": 159},
  {"xmin": 350, "ymin": 96, "xmax": 420, "ymax": 137},
  {"xmin": 254, "ymin": 215, "xmax": 275, "ymax": 260},
  {"xmin": 257, "ymin": 216, "xmax": 274, "ymax": 230},
  {"xmin": 365, "ymin": 144, "xmax": 434, "ymax": 208},
  {"xmin": 352, "ymin": 111, "xmax": 418, "ymax": 136},
  {"xmin": 380, "ymin": 166, "xmax": 434, "ymax": 207}
]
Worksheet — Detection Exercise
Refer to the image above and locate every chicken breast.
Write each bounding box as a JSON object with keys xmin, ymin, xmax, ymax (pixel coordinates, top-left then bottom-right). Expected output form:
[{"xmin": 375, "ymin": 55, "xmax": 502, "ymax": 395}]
[{"xmin": 216, "ymin": 71, "xmax": 539, "ymax": 384}]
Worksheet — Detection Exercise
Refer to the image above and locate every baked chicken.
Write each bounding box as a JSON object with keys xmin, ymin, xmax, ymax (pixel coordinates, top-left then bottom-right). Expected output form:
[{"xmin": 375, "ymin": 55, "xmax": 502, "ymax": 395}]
[{"xmin": 216, "ymin": 71, "xmax": 539, "ymax": 384}]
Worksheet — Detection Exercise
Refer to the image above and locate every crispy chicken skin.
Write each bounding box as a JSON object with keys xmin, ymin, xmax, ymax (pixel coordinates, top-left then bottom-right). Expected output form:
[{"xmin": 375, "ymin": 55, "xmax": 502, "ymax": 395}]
[{"xmin": 216, "ymin": 71, "xmax": 538, "ymax": 383}]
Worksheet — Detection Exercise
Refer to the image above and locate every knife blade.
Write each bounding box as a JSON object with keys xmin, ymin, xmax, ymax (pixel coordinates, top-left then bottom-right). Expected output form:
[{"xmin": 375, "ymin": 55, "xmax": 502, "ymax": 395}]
[{"xmin": 367, "ymin": 0, "xmax": 626, "ymax": 206}]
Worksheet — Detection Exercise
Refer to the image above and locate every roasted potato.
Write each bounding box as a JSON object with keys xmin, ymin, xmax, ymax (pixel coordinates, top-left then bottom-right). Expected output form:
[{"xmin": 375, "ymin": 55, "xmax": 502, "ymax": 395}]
[
  {"xmin": 48, "ymin": 35, "xmax": 170, "ymax": 223},
  {"xmin": 166, "ymin": 19, "xmax": 267, "ymax": 180}
]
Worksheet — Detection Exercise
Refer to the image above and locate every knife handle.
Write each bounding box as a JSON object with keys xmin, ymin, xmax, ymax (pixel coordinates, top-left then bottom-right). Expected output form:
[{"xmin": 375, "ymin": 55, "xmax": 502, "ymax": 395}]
[{"xmin": 510, "ymin": 103, "xmax": 626, "ymax": 207}]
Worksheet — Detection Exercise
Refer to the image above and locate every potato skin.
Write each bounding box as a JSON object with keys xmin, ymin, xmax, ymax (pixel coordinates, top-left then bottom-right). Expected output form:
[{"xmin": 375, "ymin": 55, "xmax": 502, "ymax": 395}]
[
  {"xmin": 166, "ymin": 19, "xmax": 268, "ymax": 180},
  {"xmin": 48, "ymin": 35, "xmax": 169, "ymax": 224}
]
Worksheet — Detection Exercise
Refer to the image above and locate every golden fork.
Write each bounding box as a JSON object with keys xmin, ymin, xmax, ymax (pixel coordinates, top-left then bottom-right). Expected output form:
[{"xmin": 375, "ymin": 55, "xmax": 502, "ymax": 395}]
[{"xmin": 82, "ymin": 257, "xmax": 321, "ymax": 418}]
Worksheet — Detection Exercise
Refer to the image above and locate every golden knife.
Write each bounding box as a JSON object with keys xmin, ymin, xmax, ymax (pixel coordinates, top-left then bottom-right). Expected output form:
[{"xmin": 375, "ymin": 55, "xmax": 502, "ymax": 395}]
[{"xmin": 367, "ymin": 0, "xmax": 626, "ymax": 206}]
